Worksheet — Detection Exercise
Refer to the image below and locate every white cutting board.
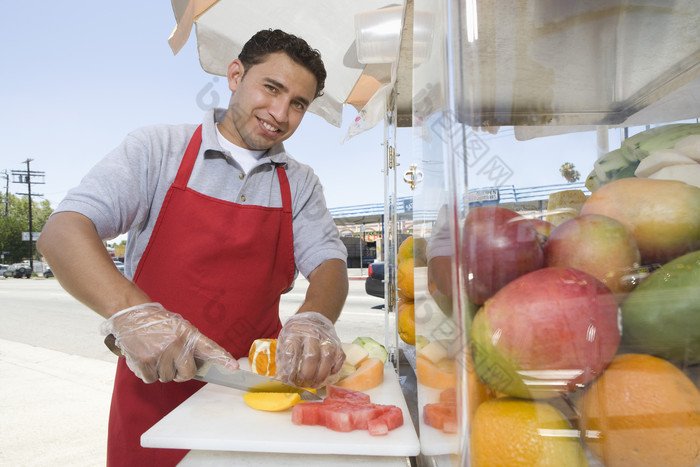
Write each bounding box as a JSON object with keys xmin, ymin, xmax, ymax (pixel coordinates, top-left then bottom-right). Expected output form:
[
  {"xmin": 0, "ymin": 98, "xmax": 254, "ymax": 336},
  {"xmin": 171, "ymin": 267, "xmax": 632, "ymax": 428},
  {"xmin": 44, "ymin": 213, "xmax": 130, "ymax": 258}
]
[{"xmin": 141, "ymin": 360, "xmax": 420, "ymax": 457}]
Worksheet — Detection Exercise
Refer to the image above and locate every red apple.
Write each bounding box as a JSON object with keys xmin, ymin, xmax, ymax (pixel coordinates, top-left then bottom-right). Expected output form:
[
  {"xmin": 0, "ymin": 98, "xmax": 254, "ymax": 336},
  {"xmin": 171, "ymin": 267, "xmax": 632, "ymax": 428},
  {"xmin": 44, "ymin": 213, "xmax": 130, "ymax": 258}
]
[
  {"xmin": 461, "ymin": 206, "xmax": 544, "ymax": 304},
  {"xmin": 527, "ymin": 218, "xmax": 555, "ymax": 246},
  {"xmin": 544, "ymin": 214, "xmax": 641, "ymax": 299},
  {"xmin": 470, "ymin": 267, "xmax": 621, "ymax": 399}
]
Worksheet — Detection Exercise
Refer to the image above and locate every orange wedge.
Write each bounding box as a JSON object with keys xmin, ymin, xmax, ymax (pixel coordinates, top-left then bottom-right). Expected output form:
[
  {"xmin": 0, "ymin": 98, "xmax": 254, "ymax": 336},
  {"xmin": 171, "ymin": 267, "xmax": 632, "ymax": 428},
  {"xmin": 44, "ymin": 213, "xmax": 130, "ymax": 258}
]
[{"xmin": 243, "ymin": 392, "xmax": 301, "ymax": 412}]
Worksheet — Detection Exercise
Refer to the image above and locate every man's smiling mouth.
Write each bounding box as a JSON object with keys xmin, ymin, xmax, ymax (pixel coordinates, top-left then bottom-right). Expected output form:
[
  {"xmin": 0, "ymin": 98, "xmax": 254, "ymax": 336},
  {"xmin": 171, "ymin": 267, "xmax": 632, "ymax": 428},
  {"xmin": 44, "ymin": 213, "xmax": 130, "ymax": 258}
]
[{"xmin": 260, "ymin": 119, "xmax": 279, "ymax": 133}]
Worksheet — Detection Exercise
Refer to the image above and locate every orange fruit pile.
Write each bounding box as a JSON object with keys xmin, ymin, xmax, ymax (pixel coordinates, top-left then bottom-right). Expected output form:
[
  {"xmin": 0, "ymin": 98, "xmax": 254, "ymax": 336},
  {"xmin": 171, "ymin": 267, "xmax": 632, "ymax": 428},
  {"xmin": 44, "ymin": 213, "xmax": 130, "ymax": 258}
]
[
  {"xmin": 470, "ymin": 398, "xmax": 588, "ymax": 466},
  {"xmin": 248, "ymin": 338, "xmax": 277, "ymax": 377},
  {"xmin": 578, "ymin": 353, "xmax": 700, "ymax": 467},
  {"xmin": 396, "ymin": 236, "xmax": 419, "ymax": 345}
]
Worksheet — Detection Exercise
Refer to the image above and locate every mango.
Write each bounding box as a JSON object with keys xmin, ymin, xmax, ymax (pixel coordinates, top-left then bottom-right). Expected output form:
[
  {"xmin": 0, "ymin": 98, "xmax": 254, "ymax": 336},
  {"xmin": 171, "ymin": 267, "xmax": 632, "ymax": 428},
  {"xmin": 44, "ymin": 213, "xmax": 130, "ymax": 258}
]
[
  {"xmin": 621, "ymin": 249, "xmax": 700, "ymax": 364},
  {"xmin": 580, "ymin": 177, "xmax": 700, "ymax": 264},
  {"xmin": 471, "ymin": 267, "xmax": 620, "ymax": 400},
  {"xmin": 544, "ymin": 214, "xmax": 641, "ymax": 299}
]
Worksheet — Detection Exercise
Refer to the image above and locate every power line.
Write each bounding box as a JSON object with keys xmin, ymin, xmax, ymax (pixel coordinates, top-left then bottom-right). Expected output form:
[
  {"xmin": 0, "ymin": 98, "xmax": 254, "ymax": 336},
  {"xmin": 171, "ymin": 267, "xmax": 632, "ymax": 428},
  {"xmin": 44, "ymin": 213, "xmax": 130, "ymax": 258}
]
[{"xmin": 11, "ymin": 159, "xmax": 45, "ymax": 271}]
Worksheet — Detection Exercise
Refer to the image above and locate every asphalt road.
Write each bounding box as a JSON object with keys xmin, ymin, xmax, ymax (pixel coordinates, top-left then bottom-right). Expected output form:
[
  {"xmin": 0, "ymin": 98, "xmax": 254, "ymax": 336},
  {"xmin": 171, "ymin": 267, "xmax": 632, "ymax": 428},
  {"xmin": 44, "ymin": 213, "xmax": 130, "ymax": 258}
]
[
  {"xmin": 0, "ymin": 272, "xmax": 386, "ymax": 361},
  {"xmin": 0, "ymin": 270, "xmax": 387, "ymax": 466}
]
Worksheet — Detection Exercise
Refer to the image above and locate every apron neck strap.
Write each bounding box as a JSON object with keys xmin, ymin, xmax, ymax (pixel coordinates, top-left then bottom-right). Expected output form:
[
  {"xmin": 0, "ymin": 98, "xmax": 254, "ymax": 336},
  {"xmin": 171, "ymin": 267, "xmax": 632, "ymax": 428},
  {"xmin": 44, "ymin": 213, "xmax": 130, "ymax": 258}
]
[
  {"xmin": 173, "ymin": 125, "xmax": 203, "ymax": 189},
  {"xmin": 275, "ymin": 164, "xmax": 292, "ymax": 214}
]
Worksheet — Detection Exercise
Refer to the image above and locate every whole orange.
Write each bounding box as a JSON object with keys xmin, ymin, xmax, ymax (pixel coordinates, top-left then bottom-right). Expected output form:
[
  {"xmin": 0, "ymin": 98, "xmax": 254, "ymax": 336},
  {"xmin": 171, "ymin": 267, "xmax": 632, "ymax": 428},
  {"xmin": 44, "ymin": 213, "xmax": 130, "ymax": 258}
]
[
  {"xmin": 579, "ymin": 353, "xmax": 700, "ymax": 467},
  {"xmin": 398, "ymin": 236, "xmax": 428, "ymax": 267},
  {"xmin": 397, "ymin": 236, "xmax": 414, "ymax": 265},
  {"xmin": 397, "ymin": 299, "xmax": 415, "ymax": 345},
  {"xmin": 470, "ymin": 398, "xmax": 588, "ymax": 466},
  {"xmin": 397, "ymin": 257, "xmax": 414, "ymax": 300}
]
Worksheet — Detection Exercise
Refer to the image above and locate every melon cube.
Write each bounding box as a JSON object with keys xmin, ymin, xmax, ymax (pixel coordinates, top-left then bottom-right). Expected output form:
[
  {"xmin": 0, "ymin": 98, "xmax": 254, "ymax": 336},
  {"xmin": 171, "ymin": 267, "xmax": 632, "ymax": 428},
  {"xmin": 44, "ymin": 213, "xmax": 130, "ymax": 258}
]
[{"xmin": 342, "ymin": 342, "xmax": 370, "ymax": 366}]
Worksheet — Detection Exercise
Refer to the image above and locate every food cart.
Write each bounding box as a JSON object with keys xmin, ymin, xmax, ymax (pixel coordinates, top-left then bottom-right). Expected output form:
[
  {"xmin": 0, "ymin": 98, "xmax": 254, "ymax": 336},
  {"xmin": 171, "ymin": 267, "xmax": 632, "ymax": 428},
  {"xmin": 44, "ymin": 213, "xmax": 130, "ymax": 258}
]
[
  {"xmin": 144, "ymin": 1, "xmax": 700, "ymax": 465},
  {"xmin": 410, "ymin": 1, "xmax": 700, "ymax": 466}
]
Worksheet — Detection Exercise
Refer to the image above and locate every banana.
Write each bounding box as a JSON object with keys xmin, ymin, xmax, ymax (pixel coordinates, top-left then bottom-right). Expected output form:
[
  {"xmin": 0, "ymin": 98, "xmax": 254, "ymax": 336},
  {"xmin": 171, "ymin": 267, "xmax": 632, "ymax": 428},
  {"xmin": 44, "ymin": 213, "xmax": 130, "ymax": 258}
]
[
  {"xmin": 648, "ymin": 164, "xmax": 700, "ymax": 188},
  {"xmin": 588, "ymin": 123, "xmax": 700, "ymax": 191},
  {"xmin": 674, "ymin": 134, "xmax": 700, "ymax": 161},
  {"xmin": 621, "ymin": 123, "xmax": 700, "ymax": 161},
  {"xmin": 634, "ymin": 149, "xmax": 697, "ymax": 177},
  {"xmin": 585, "ymin": 170, "xmax": 603, "ymax": 192}
]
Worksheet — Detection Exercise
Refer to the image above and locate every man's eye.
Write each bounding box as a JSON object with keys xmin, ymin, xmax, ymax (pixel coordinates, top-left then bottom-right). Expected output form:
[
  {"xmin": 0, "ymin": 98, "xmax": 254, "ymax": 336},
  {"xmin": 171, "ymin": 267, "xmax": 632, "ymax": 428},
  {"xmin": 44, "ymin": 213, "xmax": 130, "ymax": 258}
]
[{"xmin": 265, "ymin": 84, "xmax": 277, "ymax": 93}]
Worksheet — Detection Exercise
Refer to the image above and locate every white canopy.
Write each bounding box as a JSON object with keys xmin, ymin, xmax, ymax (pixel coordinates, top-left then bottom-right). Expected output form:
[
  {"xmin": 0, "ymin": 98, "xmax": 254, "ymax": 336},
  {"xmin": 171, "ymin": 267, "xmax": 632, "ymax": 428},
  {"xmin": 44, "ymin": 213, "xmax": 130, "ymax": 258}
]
[{"xmin": 168, "ymin": 0, "xmax": 409, "ymax": 130}]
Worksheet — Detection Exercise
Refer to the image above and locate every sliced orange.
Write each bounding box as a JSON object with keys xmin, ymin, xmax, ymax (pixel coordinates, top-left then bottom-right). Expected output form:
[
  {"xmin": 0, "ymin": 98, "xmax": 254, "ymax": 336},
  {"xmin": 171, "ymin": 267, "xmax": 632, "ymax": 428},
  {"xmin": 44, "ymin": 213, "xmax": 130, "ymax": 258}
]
[
  {"xmin": 248, "ymin": 338, "xmax": 277, "ymax": 377},
  {"xmin": 243, "ymin": 392, "xmax": 301, "ymax": 412}
]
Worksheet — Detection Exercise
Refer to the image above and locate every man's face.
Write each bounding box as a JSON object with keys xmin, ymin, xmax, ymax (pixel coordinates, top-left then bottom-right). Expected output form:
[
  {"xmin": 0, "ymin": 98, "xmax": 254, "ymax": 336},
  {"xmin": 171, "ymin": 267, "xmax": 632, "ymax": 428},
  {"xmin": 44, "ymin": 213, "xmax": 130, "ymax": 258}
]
[{"xmin": 223, "ymin": 52, "xmax": 318, "ymax": 150}]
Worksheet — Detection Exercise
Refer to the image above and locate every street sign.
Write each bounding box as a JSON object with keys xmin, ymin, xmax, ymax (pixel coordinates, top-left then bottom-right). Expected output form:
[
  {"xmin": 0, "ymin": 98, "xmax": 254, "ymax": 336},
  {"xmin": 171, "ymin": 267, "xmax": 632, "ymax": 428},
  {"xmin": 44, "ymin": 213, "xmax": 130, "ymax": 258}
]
[
  {"xmin": 468, "ymin": 188, "xmax": 500, "ymax": 205},
  {"xmin": 22, "ymin": 232, "xmax": 41, "ymax": 241}
]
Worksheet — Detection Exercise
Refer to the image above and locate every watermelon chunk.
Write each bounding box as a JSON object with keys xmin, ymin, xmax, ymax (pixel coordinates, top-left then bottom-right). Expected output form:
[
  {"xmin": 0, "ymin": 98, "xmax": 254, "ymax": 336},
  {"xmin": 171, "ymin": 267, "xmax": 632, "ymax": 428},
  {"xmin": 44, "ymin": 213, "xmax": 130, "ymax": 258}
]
[
  {"xmin": 423, "ymin": 388, "xmax": 458, "ymax": 433},
  {"xmin": 290, "ymin": 386, "xmax": 404, "ymax": 436},
  {"xmin": 423, "ymin": 402, "xmax": 457, "ymax": 433},
  {"xmin": 326, "ymin": 385, "xmax": 372, "ymax": 403},
  {"xmin": 323, "ymin": 405, "xmax": 355, "ymax": 432},
  {"xmin": 367, "ymin": 418, "xmax": 389, "ymax": 436}
]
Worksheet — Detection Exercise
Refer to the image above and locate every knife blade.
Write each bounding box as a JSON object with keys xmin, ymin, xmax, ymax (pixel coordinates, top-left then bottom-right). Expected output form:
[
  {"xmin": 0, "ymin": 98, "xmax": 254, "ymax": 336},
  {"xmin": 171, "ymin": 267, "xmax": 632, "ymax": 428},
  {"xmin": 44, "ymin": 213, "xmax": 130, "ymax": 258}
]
[{"xmin": 104, "ymin": 334, "xmax": 321, "ymax": 401}]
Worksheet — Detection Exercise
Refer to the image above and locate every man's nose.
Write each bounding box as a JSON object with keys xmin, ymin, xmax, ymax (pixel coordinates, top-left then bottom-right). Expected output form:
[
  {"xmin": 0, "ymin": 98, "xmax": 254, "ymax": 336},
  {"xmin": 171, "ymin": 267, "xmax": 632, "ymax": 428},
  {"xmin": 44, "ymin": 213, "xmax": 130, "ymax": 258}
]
[{"xmin": 268, "ymin": 97, "xmax": 290, "ymax": 123}]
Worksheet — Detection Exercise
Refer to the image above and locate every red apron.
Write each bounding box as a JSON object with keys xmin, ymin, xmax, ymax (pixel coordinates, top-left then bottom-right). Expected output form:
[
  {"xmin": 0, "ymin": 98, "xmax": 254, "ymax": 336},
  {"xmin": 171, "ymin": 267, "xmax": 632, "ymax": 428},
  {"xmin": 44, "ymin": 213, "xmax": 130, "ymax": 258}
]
[{"xmin": 106, "ymin": 125, "xmax": 295, "ymax": 466}]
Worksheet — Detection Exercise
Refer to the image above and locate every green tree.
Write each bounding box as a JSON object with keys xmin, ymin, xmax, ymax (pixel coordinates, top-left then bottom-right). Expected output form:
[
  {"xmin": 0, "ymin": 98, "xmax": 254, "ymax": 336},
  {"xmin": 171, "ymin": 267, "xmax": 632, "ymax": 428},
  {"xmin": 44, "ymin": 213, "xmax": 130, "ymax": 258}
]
[
  {"xmin": 0, "ymin": 193, "xmax": 53, "ymax": 264},
  {"xmin": 559, "ymin": 162, "xmax": 581, "ymax": 183}
]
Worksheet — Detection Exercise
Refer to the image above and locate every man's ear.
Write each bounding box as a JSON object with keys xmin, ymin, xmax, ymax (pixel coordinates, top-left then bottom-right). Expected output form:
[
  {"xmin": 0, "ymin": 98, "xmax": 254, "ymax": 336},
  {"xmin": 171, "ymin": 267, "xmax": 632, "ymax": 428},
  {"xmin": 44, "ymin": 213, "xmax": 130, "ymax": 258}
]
[{"xmin": 227, "ymin": 59, "xmax": 245, "ymax": 92}]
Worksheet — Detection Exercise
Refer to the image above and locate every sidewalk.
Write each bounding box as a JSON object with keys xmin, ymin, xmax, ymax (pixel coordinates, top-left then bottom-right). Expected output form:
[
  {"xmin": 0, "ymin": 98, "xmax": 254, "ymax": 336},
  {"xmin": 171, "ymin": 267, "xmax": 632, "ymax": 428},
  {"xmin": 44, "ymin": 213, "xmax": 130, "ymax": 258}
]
[{"xmin": 0, "ymin": 339, "xmax": 115, "ymax": 467}]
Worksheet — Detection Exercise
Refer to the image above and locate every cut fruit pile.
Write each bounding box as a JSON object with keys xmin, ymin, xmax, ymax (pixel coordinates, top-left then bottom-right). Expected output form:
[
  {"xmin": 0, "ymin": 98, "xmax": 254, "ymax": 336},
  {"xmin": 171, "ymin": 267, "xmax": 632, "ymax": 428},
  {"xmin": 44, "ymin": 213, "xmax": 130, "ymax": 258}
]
[
  {"xmin": 292, "ymin": 385, "xmax": 404, "ymax": 436},
  {"xmin": 247, "ymin": 336, "xmax": 387, "ymax": 392},
  {"xmin": 415, "ymin": 339, "xmax": 456, "ymax": 390},
  {"xmin": 335, "ymin": 337, "xmax": 387, "ymax": 391}
]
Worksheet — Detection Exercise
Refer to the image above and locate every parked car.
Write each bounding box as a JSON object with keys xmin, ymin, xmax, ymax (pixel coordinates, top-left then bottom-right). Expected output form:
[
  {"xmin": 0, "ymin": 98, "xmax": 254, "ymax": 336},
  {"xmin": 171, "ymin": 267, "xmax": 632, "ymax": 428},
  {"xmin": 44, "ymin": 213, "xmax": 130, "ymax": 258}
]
[
  {"xmin": 0, "ymin": 264, "xmax": 8, "ymax": 276},
  {"xmin": 3, "ymin": 263, "xmax": 32, "ymax": 278},
  {"xmin": 44, "ymin": 267, "xmax": 54, "ymax": 278},
  {"xmin": 365, "ymin": 262, "xmax": 385, "ymax": 298}
]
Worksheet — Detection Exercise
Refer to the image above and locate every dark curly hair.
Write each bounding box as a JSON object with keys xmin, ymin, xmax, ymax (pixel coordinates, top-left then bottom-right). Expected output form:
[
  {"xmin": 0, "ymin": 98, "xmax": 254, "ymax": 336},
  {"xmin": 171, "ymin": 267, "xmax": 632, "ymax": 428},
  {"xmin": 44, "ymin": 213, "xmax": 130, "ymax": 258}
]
[{"xmin": 238, "ymin": 29, "xmax": 326, "ymax": 99}]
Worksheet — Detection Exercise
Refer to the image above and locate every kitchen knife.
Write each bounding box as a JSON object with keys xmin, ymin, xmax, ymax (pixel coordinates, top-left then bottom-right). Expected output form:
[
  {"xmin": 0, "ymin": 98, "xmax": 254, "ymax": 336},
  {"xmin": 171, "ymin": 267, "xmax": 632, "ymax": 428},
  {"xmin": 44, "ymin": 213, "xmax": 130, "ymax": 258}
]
[{"xmin": 104, "ymin": 334, "xmax": 321, "ymax": 401}]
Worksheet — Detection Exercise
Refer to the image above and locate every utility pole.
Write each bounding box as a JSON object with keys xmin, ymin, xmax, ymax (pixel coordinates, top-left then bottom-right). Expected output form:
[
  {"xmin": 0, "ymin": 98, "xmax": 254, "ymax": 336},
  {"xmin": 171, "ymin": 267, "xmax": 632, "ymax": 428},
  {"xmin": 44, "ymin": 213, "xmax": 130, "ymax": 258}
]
[
  {"xmin": 1, "ymin": 170, "xmax": 9, "ymax": 216},
  {"xmin": 12, "ymin": 159, "xmax": 45, "ymax": 272}
]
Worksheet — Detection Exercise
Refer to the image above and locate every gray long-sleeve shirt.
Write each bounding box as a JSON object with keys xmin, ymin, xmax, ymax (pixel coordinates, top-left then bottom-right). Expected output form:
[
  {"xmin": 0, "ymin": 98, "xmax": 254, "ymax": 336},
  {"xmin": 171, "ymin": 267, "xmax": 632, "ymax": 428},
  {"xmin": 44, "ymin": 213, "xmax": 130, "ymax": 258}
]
[{"xmin": 55, "ymin": 109, "xmax": 347, "ymax": 279}]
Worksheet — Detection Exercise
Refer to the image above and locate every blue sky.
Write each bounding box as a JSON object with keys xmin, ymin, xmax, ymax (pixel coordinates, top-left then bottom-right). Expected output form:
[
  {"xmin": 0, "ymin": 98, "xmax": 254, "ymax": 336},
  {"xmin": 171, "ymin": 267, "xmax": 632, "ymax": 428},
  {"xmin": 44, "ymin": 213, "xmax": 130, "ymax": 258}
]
[
  {"xmin": 3, "ymin": 1, "xmax": 654, "ymax": 218},
  {"xmin": 0, "ymin": 1, "xmax": 413, "ymax": 211}
]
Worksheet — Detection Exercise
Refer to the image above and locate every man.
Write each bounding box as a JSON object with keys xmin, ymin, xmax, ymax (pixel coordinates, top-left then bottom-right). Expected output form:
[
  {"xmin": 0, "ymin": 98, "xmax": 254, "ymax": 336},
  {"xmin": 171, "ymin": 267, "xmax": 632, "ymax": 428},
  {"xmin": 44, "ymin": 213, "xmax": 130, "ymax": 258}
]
[{"xmin": 38, "ymin": 29, "xmax": 348, "ymax": 466}]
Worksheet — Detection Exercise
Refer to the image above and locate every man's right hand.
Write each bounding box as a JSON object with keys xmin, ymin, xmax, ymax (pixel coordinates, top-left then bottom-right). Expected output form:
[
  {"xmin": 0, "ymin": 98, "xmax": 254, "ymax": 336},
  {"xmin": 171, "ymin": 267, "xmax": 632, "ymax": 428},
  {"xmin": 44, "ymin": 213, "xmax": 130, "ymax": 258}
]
[{"xmin": 101, "ymin": 302, "xmax": 239, "ymax": 383}]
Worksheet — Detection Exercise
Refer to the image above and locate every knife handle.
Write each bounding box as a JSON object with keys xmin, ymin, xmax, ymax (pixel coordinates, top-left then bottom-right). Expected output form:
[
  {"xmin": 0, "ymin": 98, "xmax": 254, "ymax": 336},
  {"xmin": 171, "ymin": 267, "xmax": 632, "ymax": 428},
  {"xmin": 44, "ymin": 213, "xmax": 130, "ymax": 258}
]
[{"xmin": 103, "ymin": 334, "xmax": 206, "ymax": 368}]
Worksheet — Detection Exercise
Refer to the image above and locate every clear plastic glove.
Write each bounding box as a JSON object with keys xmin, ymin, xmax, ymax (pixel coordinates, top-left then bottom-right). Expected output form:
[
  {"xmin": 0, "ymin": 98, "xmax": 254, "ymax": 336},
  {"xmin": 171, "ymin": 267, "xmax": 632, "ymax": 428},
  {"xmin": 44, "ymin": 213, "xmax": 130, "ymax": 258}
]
[
  {"xmin": 275, "ymin": 311, "xmax": 345, "ymax": 388},
  {"xmin": 100, "ymin": 302, "xmax": 239, "ymax": 383}
]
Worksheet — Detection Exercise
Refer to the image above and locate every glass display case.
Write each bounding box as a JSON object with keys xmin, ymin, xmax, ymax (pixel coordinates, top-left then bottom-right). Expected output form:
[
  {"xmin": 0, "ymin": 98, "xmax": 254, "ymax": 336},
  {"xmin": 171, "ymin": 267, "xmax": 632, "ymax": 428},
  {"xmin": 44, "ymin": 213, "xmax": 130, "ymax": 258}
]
[{"xmin": 408, "ymin": 1, "xmax": 700, "ymax": 465}]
